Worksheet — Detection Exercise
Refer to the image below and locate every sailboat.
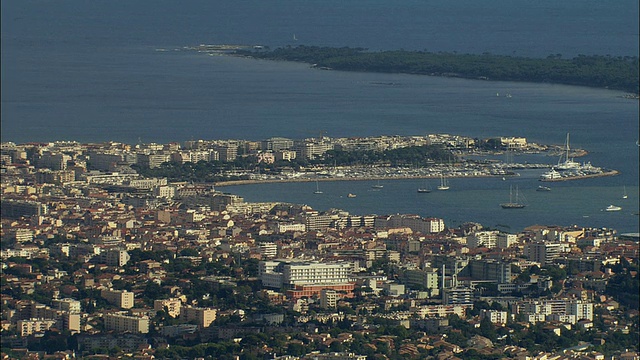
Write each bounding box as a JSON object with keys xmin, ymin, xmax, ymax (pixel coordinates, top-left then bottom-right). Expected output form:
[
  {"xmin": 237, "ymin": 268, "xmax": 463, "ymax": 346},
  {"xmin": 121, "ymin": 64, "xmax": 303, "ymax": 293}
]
[
  {"xmin": 501, "ymin": 185, "xmax": 526, "ymax": 209},
  {"xmin": 556, "ymin": 132, "xmax": 581, "ymax": 170},
  {"xmin": 371, "ymin": 180, "xmax": 384, "ymax": 189},
  {"xmin": 622, "ymin": 186, "xmax": 628, "ymax": 199},
  {"xmin": 437, "ymin": 174, "xmax": 449, "ymax": 191},
  {"xmin": 313, "ymin": 180, "xmax": 323, "ymax": 194},
  {"xmin": 417, "ymin": 179, "xmax": 431, "ymax": 193}
]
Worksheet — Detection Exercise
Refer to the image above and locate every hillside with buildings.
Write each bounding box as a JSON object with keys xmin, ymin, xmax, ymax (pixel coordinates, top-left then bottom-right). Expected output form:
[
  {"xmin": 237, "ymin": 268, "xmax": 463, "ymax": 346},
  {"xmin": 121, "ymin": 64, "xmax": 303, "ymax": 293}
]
[{"xmin": 0, "ymin": 137, "xmax": 637, "ymax": 359}]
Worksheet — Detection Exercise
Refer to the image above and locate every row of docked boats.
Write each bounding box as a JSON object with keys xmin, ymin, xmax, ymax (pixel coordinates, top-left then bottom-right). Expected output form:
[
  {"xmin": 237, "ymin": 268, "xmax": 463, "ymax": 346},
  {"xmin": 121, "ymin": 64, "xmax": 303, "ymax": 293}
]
[{"xmin": 539, "ymin": 132, "xmax": 610, "ymax": 181}]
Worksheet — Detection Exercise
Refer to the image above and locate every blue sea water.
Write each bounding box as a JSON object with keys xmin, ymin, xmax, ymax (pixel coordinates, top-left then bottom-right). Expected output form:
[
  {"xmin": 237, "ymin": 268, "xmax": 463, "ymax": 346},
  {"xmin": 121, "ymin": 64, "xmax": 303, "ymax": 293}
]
[{"xmin": 1, "ymin": 0, "xmax": 638, "ymax": 233}]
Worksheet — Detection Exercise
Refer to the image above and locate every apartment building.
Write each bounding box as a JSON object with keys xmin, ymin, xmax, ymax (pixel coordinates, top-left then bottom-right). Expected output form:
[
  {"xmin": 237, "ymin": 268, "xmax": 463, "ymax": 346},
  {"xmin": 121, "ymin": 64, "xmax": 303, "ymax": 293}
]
[
  {"xmin": 137, "ymin": 153, "xmax": 170, "ymax": 169},
  {"xmin": 480, "ymin": 309, "xmax": 509, "ymax": 325},
  {"xmin": 215, "ymin": 143, "xmax": 238, "ymax": 162},
  {"xmin": 277, "ymin": 223, "xmax": 306, "ymax": 233},
  {"xmin": 101, "ymin": 289, "xmax": 135, "ymax": 309},
  {"xmin": 103, "ymin": 313, "xmax": 149, "ymax": 334},
  {"xmin": 261, "ymin": 137, "xmax": 294, "ymax": 151},
  {"xmin": 304, "ymin": 213, "xmax": 337, "ymax": 231},
  {"xmin": 497, "ymin": 233, "xmax": 518, "ymax": 249},
  {"xmin": 36, "ymin": 152, "xmax": 70, "ymax": 170},
  {"xmin": 403, "ymin": 268, "xmax": 440, "ymax": 296},
  {"xmin": 294, "ymin": 139, "xmax": 334, "ymax": 160},
  {"xmin": 96, "ymin": 249, "xmax": 130, "ymax": 267},
  {"xmin": 51, "ymin": 298, "xmax": 82, "ymax": 313},
  {"xmin": 516, "ymin": 299, "xmax": 593, "ymax": 324},
  {"xmin": 16, "ymin": 319, "xmax": 58, "ymax": 337},
  {"xmin": 468, "ymin": 259, "xmax": 512, "ymax": 284},
  {"xmin": 320, "ymin": 289, "xmax": 338, "ymax": 309},
  {"xmin": 376, "ymin": 214, "xmax": 445, "ymax": 234},
  {"xmin": 1, "ymin": 199, "xmax": 47, "ymax": 218},
  {"xmin": 154, "ymin": 298, "xmax": 182, "ymax": 318},
  {"xmin": 443, "ymin": 286, "xmax": 473, "ymax": 305},
  {"xmin": 411, "ymin": 304, "xmax": 469, "ymax": 319},
  {"xmin": 259, "ymin": 261, "xmax": 354, "ymax": 289},
  {"xmin": 259, "ymin": 243, "xmax": 278, "ymax": 259},
  {"xmin": 181, "ymin": 306, "xmax": 217, "ymax": 328},
  {"xmin": 467, "ymin": 230, "xmax": 499, "ymax": 248},
  {"xmin": 524, "ymin": 241, "xmax": 567, "ymax": 266}
]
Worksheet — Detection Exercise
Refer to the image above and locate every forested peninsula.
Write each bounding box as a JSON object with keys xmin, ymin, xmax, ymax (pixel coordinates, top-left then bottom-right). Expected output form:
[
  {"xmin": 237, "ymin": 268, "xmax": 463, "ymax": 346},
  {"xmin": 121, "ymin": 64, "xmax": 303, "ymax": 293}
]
[{"xmin": 236, "ymin": 46, "xmax": 639, "ymax": 94}]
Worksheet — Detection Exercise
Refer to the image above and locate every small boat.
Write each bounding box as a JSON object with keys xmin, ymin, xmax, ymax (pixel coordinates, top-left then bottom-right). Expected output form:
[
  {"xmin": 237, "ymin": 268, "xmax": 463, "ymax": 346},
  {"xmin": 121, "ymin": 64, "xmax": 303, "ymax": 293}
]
[
  {"xmin": 417, "ymin": 179, "xmax": 431, "ymax": 193},
  {"xmin": 622, "ymin": 186, "xmax": 628, "ymax": 199},
  {"xmin": 501, "ymin": 185, "xmax": 526, "ymax": 209},
  {"xmin": 536, "ymin": 185, "xmax": 551, "ymax": 192},
  {"xmin": 605, "ymin": 205, "xmax": 622, "ymax": 212},
  {"xmin": 371, "ymin": 180, "xmax": 384, "ymax": 189},
  {"xmin": 437, "ymin": 174, "xmax": 449, "ymax": 191},
  {"xmin": 347, "ymin": 193, "xmax": 357, "ymax": 198},
  {"xmin": 313, "ymin": 180, "xmax": 323, "ymax": 194}
]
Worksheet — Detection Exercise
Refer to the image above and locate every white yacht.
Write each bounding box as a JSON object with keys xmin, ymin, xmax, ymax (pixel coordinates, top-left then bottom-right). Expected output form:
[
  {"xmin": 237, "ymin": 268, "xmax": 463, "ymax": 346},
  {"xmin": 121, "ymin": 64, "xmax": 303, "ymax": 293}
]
[
  {"xmin": 540, "ymin": 168, "xmax": 562, "ymax": 181},
  {"xmin": 605, "ymin": 205, "xmax": 622, "ymax": 212}
]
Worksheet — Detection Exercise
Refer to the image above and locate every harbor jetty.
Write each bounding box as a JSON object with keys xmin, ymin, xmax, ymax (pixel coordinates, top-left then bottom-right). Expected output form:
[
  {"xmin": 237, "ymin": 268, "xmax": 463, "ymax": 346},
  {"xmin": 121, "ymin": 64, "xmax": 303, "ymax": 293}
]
[{"xmin": 539, "ymin": 169, "xmax": 619, "ymax": 182}]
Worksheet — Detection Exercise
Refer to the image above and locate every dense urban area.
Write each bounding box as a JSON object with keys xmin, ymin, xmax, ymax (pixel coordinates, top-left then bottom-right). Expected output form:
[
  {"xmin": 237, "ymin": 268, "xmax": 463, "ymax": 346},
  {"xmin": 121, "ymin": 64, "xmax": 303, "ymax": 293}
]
[{"xmin": 0, "ymin": 134, "xmax": 638, "ymax": 360}]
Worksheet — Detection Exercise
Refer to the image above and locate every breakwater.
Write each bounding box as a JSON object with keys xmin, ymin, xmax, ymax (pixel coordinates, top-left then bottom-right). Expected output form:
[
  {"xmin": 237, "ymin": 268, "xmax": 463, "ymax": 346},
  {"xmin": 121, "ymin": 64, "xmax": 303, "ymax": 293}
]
[{"xmin": 539, "ymin": 170, "xmax": 620, "ymax": 182}]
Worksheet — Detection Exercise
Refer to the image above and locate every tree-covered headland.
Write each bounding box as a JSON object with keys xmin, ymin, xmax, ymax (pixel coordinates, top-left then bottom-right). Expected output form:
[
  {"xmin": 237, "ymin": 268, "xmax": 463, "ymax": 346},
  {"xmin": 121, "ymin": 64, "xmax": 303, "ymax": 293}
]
[{"xmin": 237, "ymin": 46, "xmax": 639, "ymax": 94}]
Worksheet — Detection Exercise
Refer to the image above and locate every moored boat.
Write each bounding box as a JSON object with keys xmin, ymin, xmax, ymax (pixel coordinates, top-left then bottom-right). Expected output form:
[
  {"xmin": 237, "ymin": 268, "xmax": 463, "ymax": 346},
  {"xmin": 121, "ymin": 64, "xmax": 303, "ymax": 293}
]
[
  {"xmin": 417, "ymin": 179, "xmax": 432, "ymax": 193},
  {"xmin": 437, "ymin": 174, "xmax": 449, "ymax": 191},
  {"xmin": 605, "ymin": 205, "xmax": 622, "ymax": 212},
  {"xmin": 540, "ymin": 168, "xmax": 562, "ymax": 181},
  {"xmin": 501, "ymin": 185, "xmax": 526, "ymax": 209}
]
